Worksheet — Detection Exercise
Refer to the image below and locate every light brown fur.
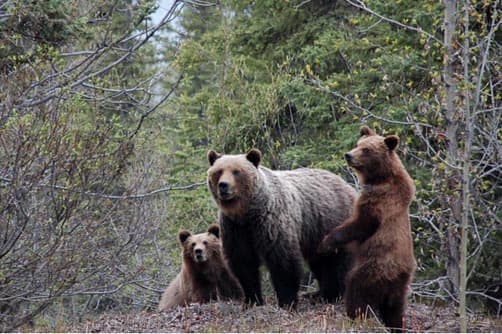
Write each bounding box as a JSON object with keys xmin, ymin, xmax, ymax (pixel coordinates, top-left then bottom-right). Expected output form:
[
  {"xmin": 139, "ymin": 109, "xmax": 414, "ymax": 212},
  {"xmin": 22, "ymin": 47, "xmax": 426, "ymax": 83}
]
[
  {"xmin": 158, "ymin": 224, "xmax": 243, "ymax": 311},
  {"xmin": 320, "ymin": 126, "xmax": 416, "ymax": 332}
]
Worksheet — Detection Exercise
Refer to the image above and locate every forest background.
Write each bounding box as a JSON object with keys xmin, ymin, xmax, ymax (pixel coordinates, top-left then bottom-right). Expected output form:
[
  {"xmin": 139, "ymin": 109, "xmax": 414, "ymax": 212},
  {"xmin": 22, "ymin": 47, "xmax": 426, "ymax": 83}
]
[{"xmin": 0, "ymin": 0, "xmax": 500, "ymax": 331}]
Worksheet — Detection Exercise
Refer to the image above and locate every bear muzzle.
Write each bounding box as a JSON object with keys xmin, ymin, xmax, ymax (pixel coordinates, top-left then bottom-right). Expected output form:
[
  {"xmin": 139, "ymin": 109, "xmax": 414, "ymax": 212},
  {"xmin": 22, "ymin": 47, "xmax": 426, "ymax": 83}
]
[
  {"xmin": 217, "ymin": 181, "xmax": 234, "ymax": 200},
  {"xmin": 345, "ymin": 152, "xmax": 361, "ymax": 169},
  {"xmin": 193, "ymin": 248, "xmax": 207, "ymax": 262}
]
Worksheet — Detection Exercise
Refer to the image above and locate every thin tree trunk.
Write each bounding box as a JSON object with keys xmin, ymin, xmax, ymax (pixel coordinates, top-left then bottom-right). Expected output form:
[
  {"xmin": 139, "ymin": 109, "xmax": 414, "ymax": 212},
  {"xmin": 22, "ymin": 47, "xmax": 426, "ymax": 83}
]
[
  {"xmin": 459, "ymin": 0, "xmax": 476, "ymax": 331},
  {"xmin": 443, "ymin": 0, "xmax": 461, "ymax": 301}
]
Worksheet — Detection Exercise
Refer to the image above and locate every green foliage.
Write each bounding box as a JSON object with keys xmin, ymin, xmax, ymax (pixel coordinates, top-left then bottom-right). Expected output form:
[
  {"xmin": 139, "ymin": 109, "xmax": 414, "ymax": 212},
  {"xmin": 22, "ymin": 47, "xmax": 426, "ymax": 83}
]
[{"xmin": 0, "ymin": 0, "xmax": 86, "ymax": 72}]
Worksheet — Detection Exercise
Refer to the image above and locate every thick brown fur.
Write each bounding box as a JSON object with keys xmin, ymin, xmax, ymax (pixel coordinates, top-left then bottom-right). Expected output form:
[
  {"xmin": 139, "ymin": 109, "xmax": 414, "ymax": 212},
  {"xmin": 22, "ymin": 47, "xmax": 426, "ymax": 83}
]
[
  {"xmin": 319, "ymin": 126, "xmax": 416, "ymax": 332},
  {"xmin": 207, "ymin": 148, "xmax": 357, "ymax": 308},
  {"xmin": 158, "ymin": 224, "xmax": 243, "ymax": 311}
]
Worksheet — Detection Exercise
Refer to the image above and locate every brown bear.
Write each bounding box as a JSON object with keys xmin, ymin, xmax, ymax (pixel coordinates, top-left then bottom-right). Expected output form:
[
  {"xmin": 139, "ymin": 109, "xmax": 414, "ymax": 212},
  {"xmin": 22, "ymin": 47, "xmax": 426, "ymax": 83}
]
[
  {"xmin": 158, "ymin": 224, "xmax": 243, "ymax": 311},
  {"xmin": 207, "ymin": 148, "xmax": 357, "ymax": 308},
  {"xmin": 319, "ymin": 126, "xmax": 416, "ymax": 332}
]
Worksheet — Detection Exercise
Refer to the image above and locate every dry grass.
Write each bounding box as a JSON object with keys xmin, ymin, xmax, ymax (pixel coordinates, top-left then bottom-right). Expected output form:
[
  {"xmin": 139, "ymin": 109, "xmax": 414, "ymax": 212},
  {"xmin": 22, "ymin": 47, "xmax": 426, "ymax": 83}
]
[{"xmin": 64, "ymin": 298, "xmax": 502, "ymax": 333}]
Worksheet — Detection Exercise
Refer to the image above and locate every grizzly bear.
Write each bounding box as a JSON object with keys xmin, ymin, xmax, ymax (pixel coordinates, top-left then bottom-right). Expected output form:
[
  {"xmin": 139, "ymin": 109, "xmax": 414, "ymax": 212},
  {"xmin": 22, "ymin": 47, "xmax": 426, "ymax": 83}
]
[
  {"xmin": 319, "ymin": 126, "xmax": 416, "ymax": 332},
  {"xmin": 158, "ymin": 224, "xmax": 243, "ymax": 311},
  {"xmin": 207, "ymin": 148, "xmax": 357, "ymax": 308}
]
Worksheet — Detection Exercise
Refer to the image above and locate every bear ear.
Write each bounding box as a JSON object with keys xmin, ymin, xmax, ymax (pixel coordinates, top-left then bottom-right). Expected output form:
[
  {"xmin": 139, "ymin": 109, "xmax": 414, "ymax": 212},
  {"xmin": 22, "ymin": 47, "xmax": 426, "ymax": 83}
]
[
  {"xmin": 246, "ymin": 148, "xmax": 262, "ymax": 168},
  {"xmin": 178, "ymin": 230, "xmax": 191, "ymax": 244},
  {"xmin": 208, "ymin": 150, "xmax": 222, "ymax": 166},
  {"xmin": 207, "ymin": 224, "xmax": 220, "ymax": 238},
  {"xmin": 360, "ymin": 126, "xmax": 376, "ymax": 137},
  {"xmin": 384, "ymin": 135, "xmax": 399, "ymax": 151}
]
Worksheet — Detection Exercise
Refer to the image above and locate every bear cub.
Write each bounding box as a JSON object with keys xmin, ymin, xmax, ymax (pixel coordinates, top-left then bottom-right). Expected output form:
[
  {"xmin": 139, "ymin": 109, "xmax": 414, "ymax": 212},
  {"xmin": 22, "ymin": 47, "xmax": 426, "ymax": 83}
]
[
  {"xmin": 320, "ymin": 126, "xmax": 416, "ymax": 332},
  {"xmin": 158, "ymin": 224, "xmax": 243, "ymax": 311}
]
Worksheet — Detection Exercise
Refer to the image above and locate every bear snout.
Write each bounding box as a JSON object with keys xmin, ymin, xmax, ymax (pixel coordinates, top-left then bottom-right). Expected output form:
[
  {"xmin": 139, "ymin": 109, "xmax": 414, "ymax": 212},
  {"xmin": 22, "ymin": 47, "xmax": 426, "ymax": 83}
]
[
  {"xmin": 194, "ymin": 248, "xmax": 206, "ymax": 262},
  {"xmin": 344, "ymin": 153, "xmax": 353, "ymax": 163},
  {"xmin": 218, "ymin": 181, "xmax": 233, "ymax": 199},
  {"xmin": 218, "ymin": 181, "xmax": 229, "ymax": 193}
]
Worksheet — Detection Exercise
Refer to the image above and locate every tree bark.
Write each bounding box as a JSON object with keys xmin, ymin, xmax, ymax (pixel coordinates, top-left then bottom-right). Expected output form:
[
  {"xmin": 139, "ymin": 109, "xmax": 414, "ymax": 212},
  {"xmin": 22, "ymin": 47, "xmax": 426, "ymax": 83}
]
[
  {"xmin": 442, "ymin": 0, "xmax": 461, "ymax": 301},
  {"xmin": 459, "ymin": 0, "xmax": 475, "ymax": 331}
]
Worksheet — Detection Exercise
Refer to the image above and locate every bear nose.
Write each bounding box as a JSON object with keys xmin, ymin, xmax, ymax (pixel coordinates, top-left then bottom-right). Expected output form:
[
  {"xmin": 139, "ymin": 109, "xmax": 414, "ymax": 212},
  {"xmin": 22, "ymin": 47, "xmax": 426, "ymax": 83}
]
[
  {"xmin": 218, "ymin": 181, "xmax": 229, "ymax": 193},
  {"xmin": 194, "ymin": 248, "xmax": 203, "ymax": 255},
  {"xmin": 344, "ymin": 153, "xmax": 352, "ymax": 162}
]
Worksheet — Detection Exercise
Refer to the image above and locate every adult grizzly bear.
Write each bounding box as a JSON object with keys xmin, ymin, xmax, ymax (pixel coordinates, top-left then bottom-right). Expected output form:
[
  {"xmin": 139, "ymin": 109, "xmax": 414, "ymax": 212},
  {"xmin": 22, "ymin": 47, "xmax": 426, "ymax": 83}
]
[
  {"xmin": 319, "ymin": 126, "xmax": 416, "ymax": 332},
  {"xmin": 158, "ymin": 224, "xmax": 243, "ymax": 311},
  {"xmin": 207, "ymin": 148, "xmax": 356, "ymax": 308}
]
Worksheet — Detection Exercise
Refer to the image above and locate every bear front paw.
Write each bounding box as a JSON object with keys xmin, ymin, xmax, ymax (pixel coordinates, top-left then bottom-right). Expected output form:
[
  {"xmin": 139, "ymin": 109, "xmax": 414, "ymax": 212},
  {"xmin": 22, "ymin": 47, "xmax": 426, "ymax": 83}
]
[{"xmin": 318, "ymin": 234, "xmax": 339, "ymax": 254}]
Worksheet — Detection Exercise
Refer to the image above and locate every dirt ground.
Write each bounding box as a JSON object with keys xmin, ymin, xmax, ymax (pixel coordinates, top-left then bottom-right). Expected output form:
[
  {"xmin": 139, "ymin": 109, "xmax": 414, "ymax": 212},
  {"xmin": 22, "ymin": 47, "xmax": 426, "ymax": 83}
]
[{"xmin": 68, "ymin": 298, "xmax": 501, "ymax": 333}]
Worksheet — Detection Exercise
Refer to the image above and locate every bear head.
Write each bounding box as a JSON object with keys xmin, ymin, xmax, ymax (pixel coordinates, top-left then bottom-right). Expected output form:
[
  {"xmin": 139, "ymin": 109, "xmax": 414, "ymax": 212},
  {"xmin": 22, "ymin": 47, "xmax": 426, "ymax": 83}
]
[
  {"xmin": 344, "ymin": 126, "xmax": 400, "ymax": 185},
  {"xmin": 179, "ymin": 224, "xmax": 221, "ymax": 264},
  {"xmin": 206, "ymin": 148, "xmax": 261, "ymax": 217}
]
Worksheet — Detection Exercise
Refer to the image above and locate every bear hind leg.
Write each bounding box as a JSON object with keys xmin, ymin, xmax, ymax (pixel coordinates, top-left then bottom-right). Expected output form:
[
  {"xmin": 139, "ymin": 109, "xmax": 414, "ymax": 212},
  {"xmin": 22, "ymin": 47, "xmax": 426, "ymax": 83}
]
[
  {"xmin": 380, "ymin": 299, "xmax": 405, "ymax": 333},
  {"xmin": 380, "ymin": 274, "xmax": 410, "ymax": 332},
  {"xmin": 344, "ymin": 270, "xmax": 378, "ymax": 322},
  {"xmin": 345, "ymin": 291, "xmax": 372, "ymax": 321}
]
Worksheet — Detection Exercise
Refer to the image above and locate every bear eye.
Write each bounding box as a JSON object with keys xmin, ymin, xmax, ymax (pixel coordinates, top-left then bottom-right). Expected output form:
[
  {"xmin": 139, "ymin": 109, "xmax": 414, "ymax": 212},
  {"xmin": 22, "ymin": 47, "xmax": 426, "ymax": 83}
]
[
  {"xmin": 362, "ymin": 148, "xmax": 370, "ymax": 154},
  {"xmin": 191, "ymin": 242, "xmax": 196, "ymax": 247},
  {"xmin": 232, "ymin": 169, "xmax": 240, "ymax": 176},
  {"xmin": 203, "ymin": 240, "xmax": 208, "ymax": 245}
]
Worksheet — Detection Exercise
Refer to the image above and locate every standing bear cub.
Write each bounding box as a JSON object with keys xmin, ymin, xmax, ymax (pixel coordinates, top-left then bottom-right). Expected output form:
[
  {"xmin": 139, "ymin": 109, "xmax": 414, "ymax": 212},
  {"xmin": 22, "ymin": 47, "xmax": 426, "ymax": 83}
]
[
  {"xmin": 319, "ymin": 126, "xmax": 416, "ymax": 332},
  {"xmin": 158, "ymin": 224, "xmax": 243, "ymax": 311},
  {"xmin": 207, "ymin": 148, "xmax": 357, "ymax": 308}
]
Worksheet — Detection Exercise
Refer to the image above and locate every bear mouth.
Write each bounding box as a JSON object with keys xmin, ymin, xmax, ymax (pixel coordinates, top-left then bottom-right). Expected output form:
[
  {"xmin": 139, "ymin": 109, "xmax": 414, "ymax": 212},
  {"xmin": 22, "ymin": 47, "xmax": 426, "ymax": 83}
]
[
  {"xmin": 347, "ymin": 160, "xmax": 362, "ymax": 170},
  {"xmin": 194, "ymin": 254, "xmax": 207, "ymax": 263},
  {"xmin": 218, "ymin": 193, "xmax": 237, "ymax": 204}
]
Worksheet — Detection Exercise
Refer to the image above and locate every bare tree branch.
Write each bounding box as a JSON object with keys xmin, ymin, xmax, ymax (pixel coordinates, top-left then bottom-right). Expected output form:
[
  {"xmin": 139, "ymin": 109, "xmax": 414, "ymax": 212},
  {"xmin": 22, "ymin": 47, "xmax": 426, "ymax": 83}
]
[{"xmin": 344, "ymin": 0, "xmax": 443, "ymax": 45}]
